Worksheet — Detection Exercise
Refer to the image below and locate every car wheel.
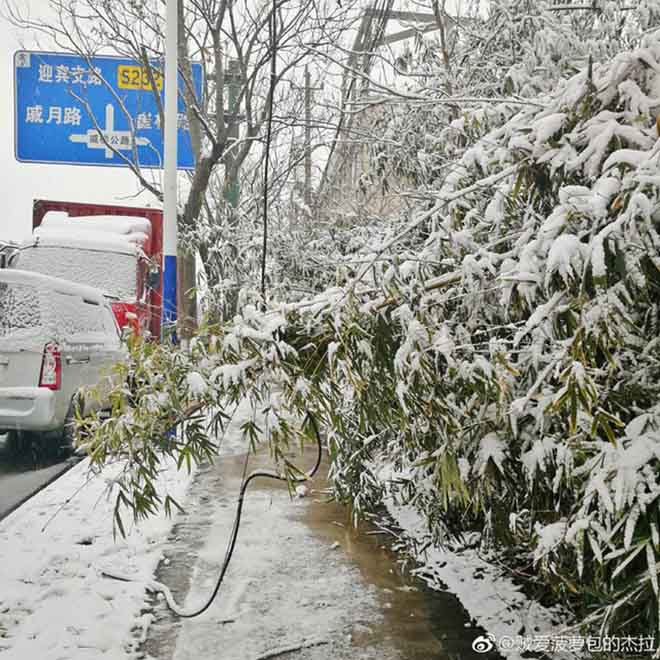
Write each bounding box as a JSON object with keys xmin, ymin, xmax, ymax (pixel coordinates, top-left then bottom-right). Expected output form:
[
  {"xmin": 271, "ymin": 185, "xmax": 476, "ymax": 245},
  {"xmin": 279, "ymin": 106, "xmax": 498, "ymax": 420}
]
[
  {"xmin": 6, "ymin": 430, "xmax": 24, "ymax": 456},
  {"xmin": 6, "ymin": 431, "xmax": 40, "ymax": 464},
  {"xmin": 60, "ymin": 396, "xmax": 83, "ymax": 457}
]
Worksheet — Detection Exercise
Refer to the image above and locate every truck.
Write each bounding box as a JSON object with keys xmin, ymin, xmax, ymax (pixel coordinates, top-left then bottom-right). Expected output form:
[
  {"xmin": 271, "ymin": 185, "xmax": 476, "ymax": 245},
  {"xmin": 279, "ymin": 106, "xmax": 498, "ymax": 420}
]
[{"xmin": 25, "ymin": 199, "xmax": 164, "ymax": 339}]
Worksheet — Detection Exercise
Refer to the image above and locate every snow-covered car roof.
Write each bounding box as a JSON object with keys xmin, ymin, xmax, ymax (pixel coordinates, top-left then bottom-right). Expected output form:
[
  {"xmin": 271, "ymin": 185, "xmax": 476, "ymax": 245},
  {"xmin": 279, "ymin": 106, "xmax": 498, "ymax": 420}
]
[{"xmin": 0, "ymin": 268, "xmax": 109, "ymax": 305}]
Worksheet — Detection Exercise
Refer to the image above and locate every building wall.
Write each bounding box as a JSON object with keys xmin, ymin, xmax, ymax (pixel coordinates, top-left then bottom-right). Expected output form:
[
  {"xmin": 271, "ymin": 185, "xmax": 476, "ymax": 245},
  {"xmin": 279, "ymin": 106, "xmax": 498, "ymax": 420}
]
[{"xmin": 319, "ymin": 97, "xmax": 414, "ymax": 224}]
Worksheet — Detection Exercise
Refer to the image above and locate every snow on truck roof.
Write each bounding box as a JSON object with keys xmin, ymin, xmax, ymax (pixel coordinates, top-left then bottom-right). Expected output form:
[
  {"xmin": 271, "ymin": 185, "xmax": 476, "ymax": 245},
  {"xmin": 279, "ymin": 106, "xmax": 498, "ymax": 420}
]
[
  {"xmin": 0, "ymin": 268, "xmax": 109, "ymax": 305},
  {"xmin": 30, "ymin": 228, "xmax": 142, "ymax": 255},
  {"xmin": 42, "ymin": 212, "xmax": 152, "ymax": 236}
]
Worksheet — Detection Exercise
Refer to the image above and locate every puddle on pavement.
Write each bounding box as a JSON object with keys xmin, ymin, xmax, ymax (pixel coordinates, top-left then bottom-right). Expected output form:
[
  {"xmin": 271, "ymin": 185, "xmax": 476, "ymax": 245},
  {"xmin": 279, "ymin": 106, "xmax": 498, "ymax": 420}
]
[
  {"xmin": 239, "ymin": 446, "xmax": 501, "ymax": 660},
  {"xmin": 299, "ymin": 472, "xmax": 500, "ymax": 660}
]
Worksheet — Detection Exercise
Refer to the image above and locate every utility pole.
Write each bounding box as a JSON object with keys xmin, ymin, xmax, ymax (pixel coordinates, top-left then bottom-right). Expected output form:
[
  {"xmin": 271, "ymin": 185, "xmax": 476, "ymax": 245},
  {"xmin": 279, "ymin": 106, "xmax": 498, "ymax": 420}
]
[
  {"xmin": 162, "ymin": 0, "xmax": 178, "ymax": 337},
  {"xmin": 224, "ymin": 58, "xmax": 241, "ymax": 208},
  {"xmin": 292, "ymin": 65, "xmax": 322, "ymax": 211},
  {"xmin": 318, "ymin": 4, "xmax": 451, "ymax": 201},
  {"xmin": 304, "ymin": 65, "xmax": 312, "ymax": 209}
]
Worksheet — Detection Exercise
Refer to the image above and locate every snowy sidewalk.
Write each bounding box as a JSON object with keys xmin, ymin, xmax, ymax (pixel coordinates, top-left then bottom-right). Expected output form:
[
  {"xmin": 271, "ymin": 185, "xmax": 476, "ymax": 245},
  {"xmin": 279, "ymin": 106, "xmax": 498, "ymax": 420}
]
[
  {"xmin": 0, "ymin": 456, "xmax": 194, "ymax": 660},
  {"xmin": 0, "ymin": 421, "xmax": 482, "ymax": 660},
  {"xmin": 1, "ymin": 392, "xmax": 543, "ymax": 660},
  {"xmin": 140, "ymin": 449, "xmax": 487, "ymax": 660},
  {"xmin": 0, "ymin": 421, "xmax": 567, "ymax": 660}
]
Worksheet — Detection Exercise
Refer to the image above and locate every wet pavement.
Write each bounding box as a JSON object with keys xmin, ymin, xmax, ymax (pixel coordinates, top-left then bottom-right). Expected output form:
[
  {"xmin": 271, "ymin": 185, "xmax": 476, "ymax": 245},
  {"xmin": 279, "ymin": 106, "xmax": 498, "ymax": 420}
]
[
  {"xmin": 303, "ymin": 492, "xmax": 496, "ymax": 659},
  {"xmin": 0, "ymin": 434, "xmax": 76, "ymax": 521},
  {"xmin": 140, "ymin": 449, "xmax": 501, "ymax": 660}
]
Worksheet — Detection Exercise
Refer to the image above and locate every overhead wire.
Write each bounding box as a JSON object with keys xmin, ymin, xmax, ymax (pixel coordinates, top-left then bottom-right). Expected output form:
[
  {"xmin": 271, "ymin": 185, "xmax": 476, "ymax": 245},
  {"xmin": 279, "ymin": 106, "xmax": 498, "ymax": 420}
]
[{"xmin": 260, "ymin": 0, "xmax": 278, "ymax": 306}]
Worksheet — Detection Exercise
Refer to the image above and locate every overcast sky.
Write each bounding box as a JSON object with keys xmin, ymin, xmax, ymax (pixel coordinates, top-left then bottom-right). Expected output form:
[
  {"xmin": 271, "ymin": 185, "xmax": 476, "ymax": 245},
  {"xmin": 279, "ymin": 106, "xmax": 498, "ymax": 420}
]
[{"xmin": 0, "ymin": 9, "xmax": 157, "ymax": 243}]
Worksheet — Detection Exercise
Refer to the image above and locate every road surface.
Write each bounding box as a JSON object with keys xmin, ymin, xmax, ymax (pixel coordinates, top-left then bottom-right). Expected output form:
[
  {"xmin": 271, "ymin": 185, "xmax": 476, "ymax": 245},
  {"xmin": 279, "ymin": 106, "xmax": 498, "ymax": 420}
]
[{"xmin": 0, "ymin": 434, "xmax": 78, "ymax": 521}]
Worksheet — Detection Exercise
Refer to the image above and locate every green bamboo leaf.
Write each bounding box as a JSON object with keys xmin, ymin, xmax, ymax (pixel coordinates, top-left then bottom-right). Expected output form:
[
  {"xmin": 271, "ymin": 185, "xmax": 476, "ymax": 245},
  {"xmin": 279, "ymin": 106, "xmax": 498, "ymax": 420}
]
[
  {"xmin": 646, "ymin": 542, "xmax": 658, "ymax": 596},
  {"xmin": 611, "ymin": 542, "xmax": 647, "ymax": 581}
]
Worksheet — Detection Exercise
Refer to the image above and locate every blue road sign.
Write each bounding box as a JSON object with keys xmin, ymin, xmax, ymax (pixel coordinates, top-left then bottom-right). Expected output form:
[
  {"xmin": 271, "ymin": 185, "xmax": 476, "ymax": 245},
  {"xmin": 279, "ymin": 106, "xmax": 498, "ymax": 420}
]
[{"xmin": 14, "ymin": 50, "xmax": 203, "ymax": 170}]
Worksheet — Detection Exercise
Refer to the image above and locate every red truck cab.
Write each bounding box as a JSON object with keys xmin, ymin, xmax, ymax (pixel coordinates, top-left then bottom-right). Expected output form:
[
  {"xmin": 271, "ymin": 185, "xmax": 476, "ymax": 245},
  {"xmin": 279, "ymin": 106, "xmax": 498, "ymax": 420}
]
[{"xmin": 31, "ymin": 200, "xmax": 164, "ymax": 339}]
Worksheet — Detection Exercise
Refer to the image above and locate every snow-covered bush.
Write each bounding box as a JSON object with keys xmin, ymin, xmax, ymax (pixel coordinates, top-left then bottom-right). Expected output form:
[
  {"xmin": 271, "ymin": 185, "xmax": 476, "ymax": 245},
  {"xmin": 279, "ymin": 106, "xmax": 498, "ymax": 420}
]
[{"xmin": 449, "ymin": 0, "xmax": 660, "ymax": 99}]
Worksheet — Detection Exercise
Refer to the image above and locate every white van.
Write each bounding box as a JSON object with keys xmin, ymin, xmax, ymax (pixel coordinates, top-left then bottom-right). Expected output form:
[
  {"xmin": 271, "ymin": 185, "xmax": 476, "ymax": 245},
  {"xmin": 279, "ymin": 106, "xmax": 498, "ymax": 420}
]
[{"xmin": 0, "ymin": 269, "xmax": 126, "ymax": 453}]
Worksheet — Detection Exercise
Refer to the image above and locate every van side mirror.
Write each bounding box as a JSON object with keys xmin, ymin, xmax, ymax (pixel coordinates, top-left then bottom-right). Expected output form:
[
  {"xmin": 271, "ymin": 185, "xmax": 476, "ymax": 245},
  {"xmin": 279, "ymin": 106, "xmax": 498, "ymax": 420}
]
[
  {"xmin": 0, "ymin": 242, "xmax": 19, "ymax": 269},
  {"xmin": 146, "ymin": 266, "xmax": 160, "ymax": 290}
]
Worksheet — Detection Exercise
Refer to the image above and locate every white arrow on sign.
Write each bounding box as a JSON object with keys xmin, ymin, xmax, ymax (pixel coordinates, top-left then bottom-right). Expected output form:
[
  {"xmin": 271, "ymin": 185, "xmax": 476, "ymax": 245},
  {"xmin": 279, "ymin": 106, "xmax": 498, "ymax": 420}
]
[{"xmin": 69, "ymin": 104, "xmax": 149, "ymax": 159}]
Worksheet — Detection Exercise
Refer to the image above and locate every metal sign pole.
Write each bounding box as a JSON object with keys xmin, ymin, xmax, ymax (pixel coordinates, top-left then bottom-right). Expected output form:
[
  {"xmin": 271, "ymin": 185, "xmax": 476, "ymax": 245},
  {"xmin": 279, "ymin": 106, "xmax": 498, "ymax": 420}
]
[{"xmin": 162, "ymin": 0, "xmax": 179, "ymax": 337}]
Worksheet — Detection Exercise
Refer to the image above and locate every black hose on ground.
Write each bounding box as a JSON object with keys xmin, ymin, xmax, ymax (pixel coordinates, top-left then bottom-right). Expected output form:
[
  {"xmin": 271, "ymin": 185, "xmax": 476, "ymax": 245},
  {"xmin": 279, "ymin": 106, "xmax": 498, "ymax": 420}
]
[{"xmin": 152, "ymin": 411, "xmax": 323, "ymax": 618}]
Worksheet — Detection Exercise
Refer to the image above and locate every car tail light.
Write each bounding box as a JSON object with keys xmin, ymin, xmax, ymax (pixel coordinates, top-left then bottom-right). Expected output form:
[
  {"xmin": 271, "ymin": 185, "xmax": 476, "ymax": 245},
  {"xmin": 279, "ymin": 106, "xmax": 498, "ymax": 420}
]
[{"xmin": 39, "ymin": 342, "xmax": 61, "ymax": 390}]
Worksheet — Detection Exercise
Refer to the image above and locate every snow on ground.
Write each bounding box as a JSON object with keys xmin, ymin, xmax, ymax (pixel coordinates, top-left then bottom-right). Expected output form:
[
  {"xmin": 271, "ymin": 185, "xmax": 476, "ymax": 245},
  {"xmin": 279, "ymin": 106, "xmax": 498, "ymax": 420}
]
[
  {"xmin": 0, "ymin": 456, "xmax": 193, "ymax": 660},
  {"xmin": 385, "ymin": 500, "xmax": 575, "ymax": 660},
  {"xmin": 0, "ymin": 402, "xmax": 250, "ymax": 660},
  {"xmin": 161, "ymin": 459, "xmax": 391, "ymax": 660},
  {"xmin": 0, "ymin": 396, "xmax": 574, "ymax": 660},
  {"xmin": 142, "ymin": 448, "xmax": 475, "ymax": 660}
]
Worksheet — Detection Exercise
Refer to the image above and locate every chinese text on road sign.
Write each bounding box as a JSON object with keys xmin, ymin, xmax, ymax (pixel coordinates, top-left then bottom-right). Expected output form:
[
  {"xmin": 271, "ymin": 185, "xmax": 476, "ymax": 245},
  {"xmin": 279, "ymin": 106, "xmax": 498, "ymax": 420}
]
[{"xmin": 14, "ymin": 51, "xmax": 202, "ymax": 169}]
